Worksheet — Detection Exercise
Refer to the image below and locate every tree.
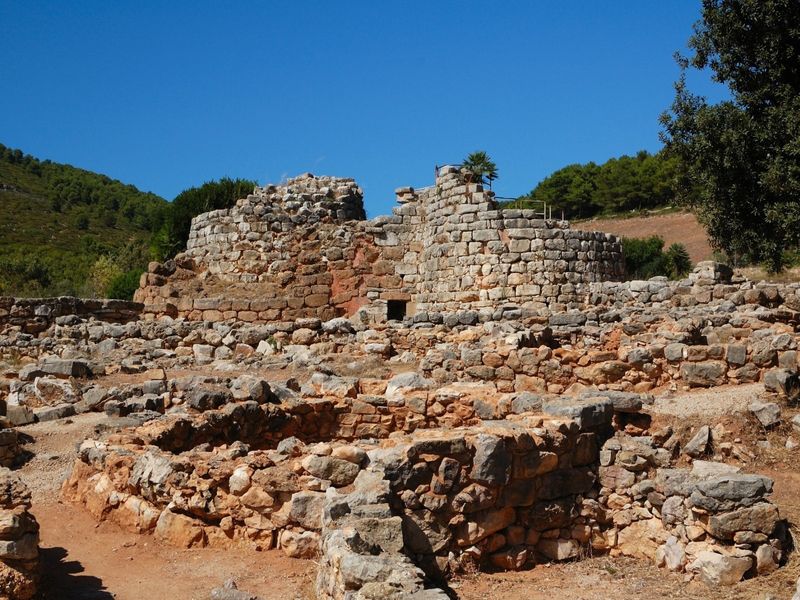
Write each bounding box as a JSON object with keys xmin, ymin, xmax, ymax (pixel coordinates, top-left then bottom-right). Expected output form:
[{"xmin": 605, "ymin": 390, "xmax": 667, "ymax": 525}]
[
  {"xmin": 507, "ymin": 150, "xmax": 684, "ymax": 219},
  {"xmin": 461, "ymin": 151, "xmax": 498, "ymax": 188},
  {"xmin": 106, "ymin": 268, "xmax": 144, "ymax": 300},
  {"xmin": 150, "ymin": 177, "xmax": 257, "ymax": 260},
  {"xmin": 660, "ymin": 0, "xmax": 800, "ymax": 272}
]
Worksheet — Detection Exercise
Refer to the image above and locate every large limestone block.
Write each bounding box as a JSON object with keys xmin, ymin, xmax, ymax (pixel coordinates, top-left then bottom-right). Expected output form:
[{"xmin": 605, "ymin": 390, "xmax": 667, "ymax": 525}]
[
  {"xmin": 154, "ymin": 509, "xmax": 206, "ymax": 548},
  {"xmin": 688, "ymin": 551, "xmax": 752, "ymax": 586}
]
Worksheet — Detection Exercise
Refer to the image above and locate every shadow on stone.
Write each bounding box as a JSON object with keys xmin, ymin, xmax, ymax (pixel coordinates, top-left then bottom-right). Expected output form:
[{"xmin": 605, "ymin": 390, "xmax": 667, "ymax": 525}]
[{"xmin": 38, "ymin": 546, "xmax": 113, "ymax": 599}]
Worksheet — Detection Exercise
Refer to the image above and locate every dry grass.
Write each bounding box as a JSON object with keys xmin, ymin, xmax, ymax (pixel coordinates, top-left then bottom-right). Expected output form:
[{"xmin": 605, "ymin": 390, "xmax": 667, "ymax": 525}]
[{"xmin": 736, "ymin": 266, "xmax": 800, "ymax": 284}]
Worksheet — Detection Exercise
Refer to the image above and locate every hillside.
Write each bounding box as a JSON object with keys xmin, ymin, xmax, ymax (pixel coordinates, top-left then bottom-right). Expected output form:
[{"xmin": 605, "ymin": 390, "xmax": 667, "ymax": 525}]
[
  {"xmin": 0, "ymin": 144, "xmax": 168, "ymax": 297},
  {"xmin": 572, "ymin": 210, "xmax": 713, "ymax": 264}
]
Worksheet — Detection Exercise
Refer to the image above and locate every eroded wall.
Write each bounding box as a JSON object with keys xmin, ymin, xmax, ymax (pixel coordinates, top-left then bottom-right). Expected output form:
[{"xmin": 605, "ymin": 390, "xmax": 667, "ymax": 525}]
[{"xmin": 136, "ymin": 166, "xmax": 623, "ymax": 322}]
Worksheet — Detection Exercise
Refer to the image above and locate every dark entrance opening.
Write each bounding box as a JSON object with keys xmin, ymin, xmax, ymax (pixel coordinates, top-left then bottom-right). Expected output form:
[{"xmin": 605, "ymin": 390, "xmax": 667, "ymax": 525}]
[{"xmin": 387, "ymin": 300, "xmax": 407, "ymax": 321}]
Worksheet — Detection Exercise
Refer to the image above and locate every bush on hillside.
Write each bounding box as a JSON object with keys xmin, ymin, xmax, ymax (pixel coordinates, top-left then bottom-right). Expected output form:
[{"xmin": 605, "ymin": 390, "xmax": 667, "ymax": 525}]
[
  {"xmin": 151, "ymin": 177, "xmax": 257, "ymax": 260},
  {"xmin": 622, "ymin": 235, "xmax": 692, "ymax": 280},
  {"xmin": 504, "ymin": 150, "xmax": 700, "ymax": 220},
  {"xmin": 106, "ymin": 268, "xmax": 144, "ymax": 300}
]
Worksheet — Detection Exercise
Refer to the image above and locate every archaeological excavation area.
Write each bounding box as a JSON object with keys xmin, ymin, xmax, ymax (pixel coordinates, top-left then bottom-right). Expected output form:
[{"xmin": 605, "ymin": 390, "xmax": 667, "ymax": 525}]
[{"xmin": 0, "ymin": 168, "xmax": 799, "ymax": 599}]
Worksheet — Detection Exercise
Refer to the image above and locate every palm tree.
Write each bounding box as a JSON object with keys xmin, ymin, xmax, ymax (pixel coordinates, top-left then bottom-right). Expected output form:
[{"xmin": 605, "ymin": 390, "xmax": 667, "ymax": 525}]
[{"xmin": 461, "ymin": 151, "xmax": 498, "ymax": 189}]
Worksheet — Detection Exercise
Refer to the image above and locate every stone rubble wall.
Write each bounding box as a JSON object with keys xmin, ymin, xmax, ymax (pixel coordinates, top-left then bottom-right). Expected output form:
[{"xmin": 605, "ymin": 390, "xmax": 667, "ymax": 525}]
[
  {"xmin": 60, "ymin": 387, "xmax": 786, "ymax": 594},
  {"xmin": 6, "ymin": 277, "xmax": 800, "ymax": 424},
  {"xmin": 317, "ymin": 466, "xmax": 448, "ymax": 599},
  {"xmin": 135, "ymin": 166, "xmax": 623, "ymax": 321},
  {"xmin": 0, "ymin": 470, "xmax": 39, "ymax": 600},
  {"xmin": 0, "ymin": 297, "xmax": 142, "ymax": 336},
  {"xmin": 598, "ymin": 432, "xmax": 785, "ymax": 584}
]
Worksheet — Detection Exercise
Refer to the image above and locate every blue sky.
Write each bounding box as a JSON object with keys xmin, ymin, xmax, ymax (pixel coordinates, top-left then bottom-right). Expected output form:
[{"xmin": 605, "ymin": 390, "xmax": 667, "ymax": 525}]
[{"xmin": 0, "ymin": 1, "xmax": 726, "ymax": 217}]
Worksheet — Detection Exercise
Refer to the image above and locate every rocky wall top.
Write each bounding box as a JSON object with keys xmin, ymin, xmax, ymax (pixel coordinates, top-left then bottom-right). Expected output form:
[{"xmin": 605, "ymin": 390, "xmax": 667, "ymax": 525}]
[{"xmin": 0, "ymin": 297, "xmax": 143, "ymax": 335}]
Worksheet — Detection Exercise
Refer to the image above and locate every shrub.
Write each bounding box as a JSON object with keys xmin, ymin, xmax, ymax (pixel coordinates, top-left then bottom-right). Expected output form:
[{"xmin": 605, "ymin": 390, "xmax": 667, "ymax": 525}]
[
  {"xmin": 622, "ymin": 235, "xmax": 692, "ymax": 280},
  {"xmin": 106, "ymin": 269, "xmax": 144, "ymax": 300}
]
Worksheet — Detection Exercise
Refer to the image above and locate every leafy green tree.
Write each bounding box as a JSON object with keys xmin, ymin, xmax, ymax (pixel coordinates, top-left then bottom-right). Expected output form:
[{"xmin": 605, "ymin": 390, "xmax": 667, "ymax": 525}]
[
  {"xmin": 620, "ymin": 235, "xmax": 693, "ymax": 280},
  {"xmin": 106, "ymin": 268, "xmax": 144, "ymax": 300},
  {"xmin": 151, "ymin": 177, "xmax": 257, "ymax": 260},
  {"xmin": 461, "ymin": 151, "xmax": 498, "ymax": 188},
  {"xmin": 75, "ymin": 212, "xmax": 89, "ymax": 230},
  {"xmin": 660, "ymin": 0, "xmax": 800, "ymax": 272},
  {"xmin": 509, "ymin": 150, "xmax": 685, "ymax": 219}
]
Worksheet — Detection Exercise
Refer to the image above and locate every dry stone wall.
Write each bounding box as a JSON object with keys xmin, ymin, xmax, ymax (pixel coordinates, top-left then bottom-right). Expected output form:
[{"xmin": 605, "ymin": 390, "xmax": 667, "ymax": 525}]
[
  {"xmin": 61, "ymin": 383, "xmax": 787, "ymax": 595},
  {"xmin": 0, "ymin": 470, "xmax": 39, "ymax": 600},
  {"xmin": 136, "ymin": 166, "xmax": 623, "ymax": 322},
  {"xmin": 0, "ymin": 297, "xmax": 142, "ymax": 335}
]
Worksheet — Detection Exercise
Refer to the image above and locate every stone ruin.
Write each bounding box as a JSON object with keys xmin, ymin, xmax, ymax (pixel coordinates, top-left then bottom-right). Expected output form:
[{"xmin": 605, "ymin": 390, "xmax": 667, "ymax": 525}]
[
  {"xmin": 135, "ymin": 165, "xmax": 624, "ymax": 323},
  {"xmin": 0, "ymin": 169, "xmax": 798, "ymax": 598}
]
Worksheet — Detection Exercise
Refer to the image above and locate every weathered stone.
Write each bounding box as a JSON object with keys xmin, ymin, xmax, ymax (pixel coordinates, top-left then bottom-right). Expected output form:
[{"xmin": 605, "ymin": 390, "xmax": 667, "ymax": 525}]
[
  {"xmin": 469, "ymin": 434, "xmax": 510, "ymax": 486},
  {"xmin": 688, "ymin": 551, "xmax": 752, "ymax": 586},
  {"xmin": 748, "ymin": 400, "xmax": 781, "ymax": 428},
  {"xmin": 301, "ymin": 455, "xmax": 360, "ymax": 487}
]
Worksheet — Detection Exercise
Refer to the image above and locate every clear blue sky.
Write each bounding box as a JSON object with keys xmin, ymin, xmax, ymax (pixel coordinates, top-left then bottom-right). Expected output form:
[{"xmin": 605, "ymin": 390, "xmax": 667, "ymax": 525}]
[{"xmin": 0, "ymin": 1, "xmax": 726, "ymax": 217}]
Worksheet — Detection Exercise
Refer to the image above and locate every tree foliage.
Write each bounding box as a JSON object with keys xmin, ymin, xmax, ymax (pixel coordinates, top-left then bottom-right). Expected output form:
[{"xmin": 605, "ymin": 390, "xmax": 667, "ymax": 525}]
[
  {"xmin": 461, "ymin": 151, "xmax": 498, "ymax": 188},
  {"xmin": 0, "ymin": 143, "xmax": 168, "ymax": 296},
  {"xmin": 106, "ymin": 269, "xmax": 144, "ymax": 301},
  {"xmin": 508, "ymin": 150, "xmax": 686, "ymax": 219},
  {"xmin": 622, "ymin": 236, "xmax": 693, "ymax": 280},
  {"xmin": 0, "ymin": 143, "xmax": 257, "ymax": 296},
  {"xmin": 151, "ymin": 177, "xmax": 257, "ymax": 260},
  {"xmin": 0, "ymin": 142, "xmax": 168, "ymax": 232},
  {"xmin": 660, "ymin": 0, "xmax": 800, "ymax": 272}
]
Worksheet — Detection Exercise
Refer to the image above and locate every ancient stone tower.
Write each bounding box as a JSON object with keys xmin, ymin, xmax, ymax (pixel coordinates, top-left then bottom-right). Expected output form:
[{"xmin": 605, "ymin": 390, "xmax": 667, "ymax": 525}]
[{"xmin": 136, "ymin": 166, "xmax": 624, "ymax": 322}]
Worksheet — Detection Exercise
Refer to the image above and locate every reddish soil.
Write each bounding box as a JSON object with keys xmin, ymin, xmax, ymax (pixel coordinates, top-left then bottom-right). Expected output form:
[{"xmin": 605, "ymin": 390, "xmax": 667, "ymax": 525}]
[
  {"xmin": 34, "ymin": 501, "xmax": 315, "ymax": 600},
  {"xmin": 573, "ymin": 211, "xmax": 713, "ymax": 263},
  {"xmin": 17, "ymin": 413, "xmax": 314, "ymax": 600}
]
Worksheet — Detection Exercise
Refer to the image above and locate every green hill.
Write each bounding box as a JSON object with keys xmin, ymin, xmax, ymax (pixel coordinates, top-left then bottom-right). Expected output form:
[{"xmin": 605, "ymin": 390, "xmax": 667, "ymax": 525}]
[{"xmin": 0, "ymin": 143, "xmax": 168, "ymax": 298}]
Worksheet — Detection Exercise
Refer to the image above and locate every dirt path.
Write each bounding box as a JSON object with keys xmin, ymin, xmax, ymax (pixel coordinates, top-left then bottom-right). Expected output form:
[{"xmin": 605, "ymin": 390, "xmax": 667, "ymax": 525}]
[
  {"xmin": 16, "ymin": 414, "xmax": 315, "ymax": 600},
  {"xmin": 34, "ymin": 502, "xmax": 315, "ymax": 600}
]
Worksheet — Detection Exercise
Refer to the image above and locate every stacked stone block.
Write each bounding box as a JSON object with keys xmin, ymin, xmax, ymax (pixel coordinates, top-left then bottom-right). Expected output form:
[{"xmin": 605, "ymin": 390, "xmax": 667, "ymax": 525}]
[{"xmin": 136, "ymin": 167, "xmax": 623, "ymax": 322}]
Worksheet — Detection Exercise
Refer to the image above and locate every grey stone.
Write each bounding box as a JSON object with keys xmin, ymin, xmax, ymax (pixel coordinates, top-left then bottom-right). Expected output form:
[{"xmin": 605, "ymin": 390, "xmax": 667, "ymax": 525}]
[
  {"xmin": 288, "ymin": 491, "xmax": 326, "ymax": 530},
  {"xmin": 469, "ymin": 434, "xmax": 510, "ymax": 486},
  {"xmin": 748, "ymin": 401, "xmax": 781, "ymax": 428},
  {"xmin": 509, "ymin": 392, "xmax": 542, "ymax": 414},
  {"xmin": 688, "ymin": 551, "xmax": 752, "ymax": 586},
  {"xmin": 302, "ymin": 455, "xmax": 359, "ymax": 487},
  {"xmin": 541, "ymin": 398, "xmax": 612, "ymax": 430},
  {"xmin": 188, "ymin": 388, "xmax": 231, "ymax": 412},
  {"xmin": 5, "ymin": 405, "xmax": 34, "ymax": 426},
  {"xmin": 40, "ymin": 359, "xmax": 91, "ymax": 379},
  {"xmin": 683, "ymin": 425, "xmax": 710, "ymax": 458},
  {"xmin": 691, "ymin": 474, "xmax": 773, "ymax": 512},
  {"xmin": 34, "ymin": 403, "xmax": 75, "ymax": 422},
  {"xmin": 680, "ymin": 361, "xmax": 727, "ymax": 387}
]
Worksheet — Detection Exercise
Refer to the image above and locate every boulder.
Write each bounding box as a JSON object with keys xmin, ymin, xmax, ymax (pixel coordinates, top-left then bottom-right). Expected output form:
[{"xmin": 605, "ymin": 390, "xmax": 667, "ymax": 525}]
[
  {"xmin": 748, "ymin": 401, "xmax": 781, "ymax": 428},
  {"xmin": 680, "ymin": 362, "xmax": 727, "ymax": 387},
  {"xmin": 287, "ymin": 491, "xmax": 326, "ymax": 530},
  {"xmin": 688, "ymin": 551, "xmax": 752, "ymax": 586},
  {"xmin": 154, "ymin": 510, "xmax": 205, "ymax": 548},
  {"xmin": 279, "ymin": 529, "xmax": 319, "ymax": 558},
  {"xmin": 683, "ymin": 426, "xmax": 710, "ymax": 458},
  {"xmin": 301, "ymin": 455, "xmax": 360, "ymax": 487},
  {"xmin": 706, "ymin": 503, "xmax": 780, "ymax": 540}
]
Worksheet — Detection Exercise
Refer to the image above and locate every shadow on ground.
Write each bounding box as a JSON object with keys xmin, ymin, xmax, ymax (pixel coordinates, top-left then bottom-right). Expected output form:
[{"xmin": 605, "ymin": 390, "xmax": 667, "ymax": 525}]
[{"xmin": 38, "ymin": 546, "xmax": 113, "ymax": 599}]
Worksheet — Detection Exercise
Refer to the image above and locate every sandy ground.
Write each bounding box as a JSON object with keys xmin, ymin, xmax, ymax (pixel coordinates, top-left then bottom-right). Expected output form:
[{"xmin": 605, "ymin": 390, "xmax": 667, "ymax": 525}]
[{"xmin": 11, "ymin": 383, "xmax": 799, "ymax": 599}]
